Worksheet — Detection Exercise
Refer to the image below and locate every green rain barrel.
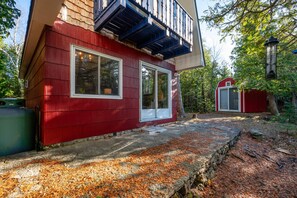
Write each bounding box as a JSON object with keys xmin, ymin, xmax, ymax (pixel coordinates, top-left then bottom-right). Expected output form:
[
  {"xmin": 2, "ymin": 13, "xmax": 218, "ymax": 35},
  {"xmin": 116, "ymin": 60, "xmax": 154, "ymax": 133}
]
[
  {"xmin": 0, "ymin": 99, "xmax": 35, "ymax": 156},
  {"xmin": 0, "ymin": 98, "xmax": 25, "ymax": 108}
]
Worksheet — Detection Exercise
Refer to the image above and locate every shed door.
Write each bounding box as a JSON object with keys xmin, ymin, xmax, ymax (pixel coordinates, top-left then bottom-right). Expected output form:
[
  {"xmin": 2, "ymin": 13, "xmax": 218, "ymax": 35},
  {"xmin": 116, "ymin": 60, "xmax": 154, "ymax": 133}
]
[
  {"xmin": 219, "ymin": 87, "xmax": 240, "ymax": 112},
  {"xmin": 229, "ymin": 88, "xmax": 239, "ymax": 110}
]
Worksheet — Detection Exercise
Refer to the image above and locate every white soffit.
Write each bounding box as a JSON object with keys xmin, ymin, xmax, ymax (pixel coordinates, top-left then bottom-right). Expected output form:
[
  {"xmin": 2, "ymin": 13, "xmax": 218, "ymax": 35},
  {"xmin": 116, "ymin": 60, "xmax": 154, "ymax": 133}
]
[
  {"xmin": 174, "ymin": 0, "xmax": 205, "ymax": 71},
  {"xmin": 20, "ymin": 0, "xmax": 64, "ymax": 79}
]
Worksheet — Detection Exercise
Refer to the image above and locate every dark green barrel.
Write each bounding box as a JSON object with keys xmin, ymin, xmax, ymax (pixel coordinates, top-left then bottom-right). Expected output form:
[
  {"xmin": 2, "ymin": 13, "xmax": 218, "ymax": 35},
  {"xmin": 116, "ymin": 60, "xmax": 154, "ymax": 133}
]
[
  {"xmin": 0, "ymin": 98, "xmax": 25, "ymax": 108},
  {"xmin": 0, "ymin": 99, "xmax": 35, "ymax": 156}
]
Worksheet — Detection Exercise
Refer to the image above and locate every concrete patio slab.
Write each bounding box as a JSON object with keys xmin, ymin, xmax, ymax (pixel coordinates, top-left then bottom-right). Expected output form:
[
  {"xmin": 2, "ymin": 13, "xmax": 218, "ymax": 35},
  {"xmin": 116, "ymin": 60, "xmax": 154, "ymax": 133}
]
[{"xmin": 0, "ymin": 119, "xmax": 241, "ymax": 197}]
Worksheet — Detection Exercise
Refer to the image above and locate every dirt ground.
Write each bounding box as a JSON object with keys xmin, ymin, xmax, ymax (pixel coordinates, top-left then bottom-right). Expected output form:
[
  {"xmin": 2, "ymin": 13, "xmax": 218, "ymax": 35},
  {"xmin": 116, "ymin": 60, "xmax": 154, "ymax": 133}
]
[{"xmin": 188, "ymin": 113, "xmax": 297, "ymax": 198}]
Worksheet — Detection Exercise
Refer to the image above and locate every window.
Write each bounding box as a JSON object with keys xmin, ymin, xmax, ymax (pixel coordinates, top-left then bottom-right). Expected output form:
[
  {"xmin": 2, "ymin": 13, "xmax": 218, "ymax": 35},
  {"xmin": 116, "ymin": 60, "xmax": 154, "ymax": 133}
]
[
  {"xmin": 226, "ymin": 81, "xmax": 231, "ymax": 86},
  {"xmin": 70, "ymin": 45, "xmax": 123, "ymax": 99}
]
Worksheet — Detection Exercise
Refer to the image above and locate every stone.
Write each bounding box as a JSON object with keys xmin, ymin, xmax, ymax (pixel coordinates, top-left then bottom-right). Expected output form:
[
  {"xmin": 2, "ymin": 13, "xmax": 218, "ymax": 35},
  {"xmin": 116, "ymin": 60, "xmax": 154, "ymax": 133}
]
[
  {"xmin": 197, "ymin": 183, "xmax": 204, "ymax": 191},
  {"xmin": 250, "ymin": 129, "xmax": 263, "ymax": 139},
  {"xmin": 275, "ymin": 148, "xmax": 292, "ymax": 155}
]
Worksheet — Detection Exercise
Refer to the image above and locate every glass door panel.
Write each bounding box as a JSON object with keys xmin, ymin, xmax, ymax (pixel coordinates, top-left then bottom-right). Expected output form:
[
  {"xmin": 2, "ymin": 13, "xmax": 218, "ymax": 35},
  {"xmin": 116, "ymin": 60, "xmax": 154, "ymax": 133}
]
[
  {"xmin": 219, "ymin": 89, "xmax": 228, "ymax": 110},
  {"xmin": 157, "ymin": 71, "xmax": 170, "ymax": 118},
  {"xmin": 229, "ymin": 88, "xmax": 239, "ymax": 110},
  {"xmin": 158, "ymin": 72, "xmax": 168, "ymax": 108},
  {"xmin": 142, "ymin": 67, "xmax": 156, "ymax": 119}
]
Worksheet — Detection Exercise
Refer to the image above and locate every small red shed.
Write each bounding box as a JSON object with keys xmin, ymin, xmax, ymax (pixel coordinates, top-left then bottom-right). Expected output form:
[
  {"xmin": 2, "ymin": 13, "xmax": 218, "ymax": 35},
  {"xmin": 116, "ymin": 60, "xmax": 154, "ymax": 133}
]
[{"xmin": 215, "ymin": 77, "xmax": 267, "ymax": 113}]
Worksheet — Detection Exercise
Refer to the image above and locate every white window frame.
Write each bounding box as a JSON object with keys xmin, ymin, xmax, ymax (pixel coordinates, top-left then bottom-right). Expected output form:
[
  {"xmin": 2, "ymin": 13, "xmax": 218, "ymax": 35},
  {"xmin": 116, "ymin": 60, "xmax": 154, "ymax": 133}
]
[
  {"xmin": 139, "ymin": 61, "xmax": 172, "ymax": 122},
  {"xmin": 70, "ymin": 45, "xmax": 123, "ymax": 99},
  {"xmin": 226, "ymin": 81, "xmax": 231, "ymax": 87},
  {"xmin": 218, "ymin": 86, "xmax": 241, "ymax": 112}
]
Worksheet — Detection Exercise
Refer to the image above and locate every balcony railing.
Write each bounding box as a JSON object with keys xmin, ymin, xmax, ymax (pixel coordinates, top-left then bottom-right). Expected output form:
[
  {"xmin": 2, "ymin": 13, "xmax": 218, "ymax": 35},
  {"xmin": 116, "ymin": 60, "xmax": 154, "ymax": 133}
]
[{"xmin": 94, "ymin": 0, "xmax": 193, "ymax": 59}]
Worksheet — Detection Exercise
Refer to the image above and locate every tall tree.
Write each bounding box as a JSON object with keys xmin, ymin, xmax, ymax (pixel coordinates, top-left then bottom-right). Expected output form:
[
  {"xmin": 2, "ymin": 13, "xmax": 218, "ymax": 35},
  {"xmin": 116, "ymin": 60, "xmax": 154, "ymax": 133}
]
[
  {"xmin": 0, "ymin": 1, "xmax": 23, "ymax": 98},
  {"xmin": 203, "ymin": 0, "xmax": 297, "ymax": 46},
  {"xmin": 0, "ymin": 38, "xmax": 23, "ymax": 97},
  {"xmin": 0, "ymin": 0, "xmax": 21, "ymax": 38},
  {"xmin": 180, "ymin": 46, "xmax": 231, "ymax": 113},
  {"xmin": 203, "ymin": 0, "xmax": 297, "ymax": 115}
]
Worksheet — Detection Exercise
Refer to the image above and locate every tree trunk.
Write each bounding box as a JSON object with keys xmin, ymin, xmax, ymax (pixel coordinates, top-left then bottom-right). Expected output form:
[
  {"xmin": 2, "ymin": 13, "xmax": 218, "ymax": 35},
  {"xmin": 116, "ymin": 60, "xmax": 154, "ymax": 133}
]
[
  {"xmin": 208, "ymin": 61, "xmax": 216, "ymax": 100},
  {"xmin": 176, "ymin": 73, "xmax": 186, "ymax": 118},
  {"xmin": 201, "ymin": 76, "xmax": 206, "ymax": 113},
  {"xmin": 267, "ymin": 93, "xmax": 280, "ymax": 116},
  {"xmin": 292, "ymin": 92, "xmax": 297, "ymax": 115},
  {"xmin": 292, "ymin": 92, "xmax": 297, "ymax": 108}
]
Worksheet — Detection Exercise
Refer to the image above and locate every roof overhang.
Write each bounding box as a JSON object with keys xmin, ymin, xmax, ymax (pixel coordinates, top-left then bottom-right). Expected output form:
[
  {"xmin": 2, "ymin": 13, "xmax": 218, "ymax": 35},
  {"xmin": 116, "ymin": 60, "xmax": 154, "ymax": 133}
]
[
  {"xmin": 174, "ymin": 0, "xmax": 205, "ymax": 71},
  {"xmin": 20, "ymin": 0, "xmax": 64, "ymax": 79}
]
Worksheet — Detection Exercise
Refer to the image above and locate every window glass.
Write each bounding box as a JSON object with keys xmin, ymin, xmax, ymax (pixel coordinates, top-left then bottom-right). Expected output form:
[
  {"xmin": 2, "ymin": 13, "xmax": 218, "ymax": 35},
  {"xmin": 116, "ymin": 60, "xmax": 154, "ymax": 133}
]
[
  {"xmin": 75, "ymin": 50, "xmax": 98, "ymax": 94},
  {"xmin": 229, "ymin": 88, "xmax": 239, "ymax": 110},
  {"xmin": 158, "ymin": 72, "xmax": 168, "ymax": 108},
  {"xmin": 142, "ymin": 67, "xmax": 156, "ymax": 109},
  {"xmin": 100, "ymin": 57, "xmax": 119, "ymax": 95},
  {"xmin": 220, "ymin": 89, "xmax": 228, "ymax": 109}
]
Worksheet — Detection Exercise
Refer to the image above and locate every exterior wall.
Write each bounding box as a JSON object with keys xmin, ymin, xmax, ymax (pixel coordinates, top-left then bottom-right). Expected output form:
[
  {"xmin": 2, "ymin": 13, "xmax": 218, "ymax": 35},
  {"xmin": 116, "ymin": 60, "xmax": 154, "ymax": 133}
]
[
  {"xmin": 59, "ymin": 0, "xmax": 94, "ymax": 31},
  {"xmin": 24, "ymin": 32, "xmax": 46, "ymax": 113},
  {"xmin": 39, "ymin": 20, "xmax": 177, "ymax": 145},
  {"xmin": 244, "ymin": 90, "xmax": 267, "ymax": 113}
]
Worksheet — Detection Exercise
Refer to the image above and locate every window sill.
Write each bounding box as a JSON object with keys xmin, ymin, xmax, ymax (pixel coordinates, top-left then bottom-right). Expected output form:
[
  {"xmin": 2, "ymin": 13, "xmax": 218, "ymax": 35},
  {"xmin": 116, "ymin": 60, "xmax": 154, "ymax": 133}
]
[{"xmin": 71, "ymin": 94, "xmax": 123, "ymax": 100}]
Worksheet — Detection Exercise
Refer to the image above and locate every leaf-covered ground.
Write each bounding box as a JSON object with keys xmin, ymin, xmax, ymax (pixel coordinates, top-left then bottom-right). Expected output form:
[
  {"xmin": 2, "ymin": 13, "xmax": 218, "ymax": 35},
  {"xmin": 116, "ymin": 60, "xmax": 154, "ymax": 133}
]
[
  {"xmin": 0, "ymin": 118, "xmax": 233, "ymax": 198},
  {"xmin": 189, "ymin": 113, "xmax": 297, "ymax": 198}
]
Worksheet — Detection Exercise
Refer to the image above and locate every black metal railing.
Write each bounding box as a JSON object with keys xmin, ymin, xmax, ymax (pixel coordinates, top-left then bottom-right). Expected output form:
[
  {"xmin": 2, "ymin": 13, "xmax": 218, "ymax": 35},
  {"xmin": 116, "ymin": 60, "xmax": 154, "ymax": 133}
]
[{"xmin": 94, "ymin": 0, "xmax": 193, "ymax": 45}]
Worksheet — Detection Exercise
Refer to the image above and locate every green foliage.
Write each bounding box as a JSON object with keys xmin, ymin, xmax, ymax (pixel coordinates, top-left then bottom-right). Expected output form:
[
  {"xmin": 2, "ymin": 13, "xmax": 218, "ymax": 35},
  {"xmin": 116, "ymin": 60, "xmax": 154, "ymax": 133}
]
[
  {"xmin": 271, "ymin": 102, "xmax": 297, "ymax": 124},
  {"xmin": 0, "ymin": 37, "xmax": 23, "ymax": 98},
  {"xmin": 204, "ymin": 0, "xmax": 297, "ymax": 117},
  {"xmin": 203, "ymin": 0, "xmax": 297, "ymax": 46},
  {"xmin": 0, "ymin": 0, "xmax": 23, "ymax": 98},
  {"xmin": 0, "ymin": 0, "xmax": 21, "ymax": 38},
  {"xmin": 180, "ymin": 47, "xmax": 231, "ymax": 113}
]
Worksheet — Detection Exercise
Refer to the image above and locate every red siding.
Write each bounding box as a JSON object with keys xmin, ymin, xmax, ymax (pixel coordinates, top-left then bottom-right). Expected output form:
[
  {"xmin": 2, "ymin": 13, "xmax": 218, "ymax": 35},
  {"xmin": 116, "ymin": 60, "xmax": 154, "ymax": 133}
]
[
  {"xmin": 24, "ymin": 32, "xmax": 46, "ymax": 107},
  {"xmin": 217, "ymin": 77, "xmax": 236, "ymax": 87},
  {"xmin": 34, "ymin": 20, "xmax": 177, "ymax": 145},
  {"xmin": 244, "ymin": 90, "xmax": 267, "ymax": 113},
  {"xmin": 241, "ymin": 92, "xmax": 244, "ymax": 112}
]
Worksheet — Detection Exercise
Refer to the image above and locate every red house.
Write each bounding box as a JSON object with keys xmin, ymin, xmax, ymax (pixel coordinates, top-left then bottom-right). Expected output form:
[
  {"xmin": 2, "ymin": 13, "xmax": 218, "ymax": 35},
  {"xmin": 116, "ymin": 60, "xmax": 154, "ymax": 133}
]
[
  {"xmin": 215, "ymin": 77, "xmax": 267, "ymax": 113},
  {"xmin": 20, "ymin": 0, "xmax": 205, "ymax": 146}
]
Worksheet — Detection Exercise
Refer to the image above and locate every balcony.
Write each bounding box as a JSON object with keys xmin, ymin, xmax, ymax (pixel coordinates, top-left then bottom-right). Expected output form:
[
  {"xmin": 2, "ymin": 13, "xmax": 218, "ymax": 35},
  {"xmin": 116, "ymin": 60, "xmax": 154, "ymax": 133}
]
[{"xmin": 94, "ymin": 0, "xmax": 193, "ymax": 59}]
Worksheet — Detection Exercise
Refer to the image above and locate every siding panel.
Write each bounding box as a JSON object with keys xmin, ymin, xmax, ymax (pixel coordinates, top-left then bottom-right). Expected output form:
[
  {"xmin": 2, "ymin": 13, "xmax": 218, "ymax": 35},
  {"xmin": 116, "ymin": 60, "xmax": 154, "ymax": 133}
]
[{"xmin": 41, "ymin": 21, "xmax": 177, "ymax": 146}]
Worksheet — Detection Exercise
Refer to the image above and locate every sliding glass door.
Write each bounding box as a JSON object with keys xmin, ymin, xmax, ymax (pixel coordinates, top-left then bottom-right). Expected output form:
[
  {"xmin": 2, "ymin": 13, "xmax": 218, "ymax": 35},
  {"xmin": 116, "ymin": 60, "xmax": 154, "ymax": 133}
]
[
  {"xmin": 219, "ymin": 87, "xmax": 240, "ymax": 112},
  {"xmin": 140, "ymin": 62, "xmax": 172, "ymax": 121}
]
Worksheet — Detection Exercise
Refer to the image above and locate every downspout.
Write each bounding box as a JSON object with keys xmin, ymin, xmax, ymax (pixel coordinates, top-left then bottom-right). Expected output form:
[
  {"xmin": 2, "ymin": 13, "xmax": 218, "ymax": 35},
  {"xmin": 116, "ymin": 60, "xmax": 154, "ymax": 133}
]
[{"xmin": 35, "ymin": 105, "xmax": 42, "ymax": 151}]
